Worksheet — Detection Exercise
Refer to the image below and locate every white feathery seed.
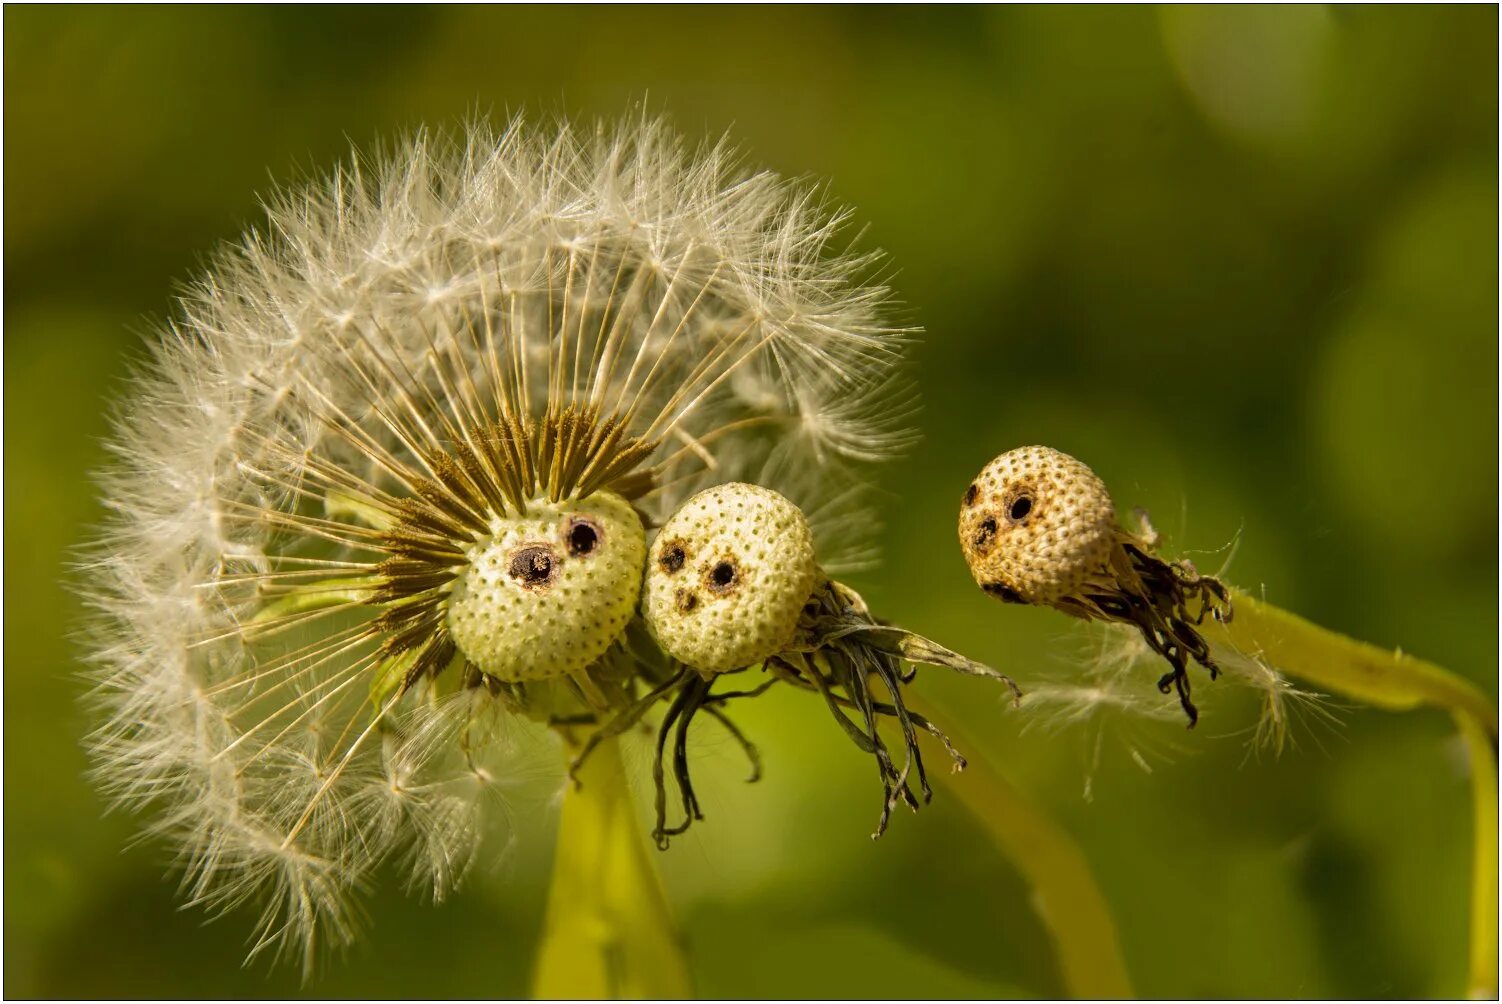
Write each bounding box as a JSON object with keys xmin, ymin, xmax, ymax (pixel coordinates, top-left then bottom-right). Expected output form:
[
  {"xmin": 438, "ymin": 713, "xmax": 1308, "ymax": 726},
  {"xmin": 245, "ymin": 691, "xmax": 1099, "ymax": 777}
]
[
  {"xmin": 1026, "ymin": 622, "xmax": 1339, "ymax": 787},
  {"xmin": 76, "ymin": 114, "xmax": 914, "ymax": 969}
]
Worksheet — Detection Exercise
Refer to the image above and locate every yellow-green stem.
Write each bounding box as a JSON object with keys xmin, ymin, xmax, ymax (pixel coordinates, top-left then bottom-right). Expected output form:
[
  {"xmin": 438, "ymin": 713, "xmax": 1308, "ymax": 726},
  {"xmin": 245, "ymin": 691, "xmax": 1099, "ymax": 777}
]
[
  {"xmin": 1217, "ymin": 589, "xmax": 1498, "ymax": 998},
  {"xmin": 1455, "ymin": 712, "xmax": 1498, "ymax": 1000},
  {"xmin": 531, "ymin": 735, "xmax": 693, "ymax": 999},
  {"xmin": 906, "ymin": 694, "xmax": 1134, "ymax": 998},
  {"xmin": 1220, "ymin": 591, "xmax": 1496, "ymax": 732}
]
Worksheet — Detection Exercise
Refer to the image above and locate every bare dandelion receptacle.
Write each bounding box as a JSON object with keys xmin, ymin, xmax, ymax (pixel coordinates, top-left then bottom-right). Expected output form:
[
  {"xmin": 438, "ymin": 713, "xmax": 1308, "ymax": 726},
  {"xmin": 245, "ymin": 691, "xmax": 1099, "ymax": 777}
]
[
  {"xmin": 575, "ymin": 481, "xmax": 1021, "ymax": 847},
  {"xmin": 642, "ymin": 482, "xmax": 817, "ymax": 675},
  {"xmin": 445, "ymin": 491, "xmax": 645, "ymax": 688},
  {"xmin": 960, "ymin": 445, "xmax": 1231, "ymax": 725},
  {"xmin": 959, "ymin": 446, "xmax": 1118, "ymax": 606}
]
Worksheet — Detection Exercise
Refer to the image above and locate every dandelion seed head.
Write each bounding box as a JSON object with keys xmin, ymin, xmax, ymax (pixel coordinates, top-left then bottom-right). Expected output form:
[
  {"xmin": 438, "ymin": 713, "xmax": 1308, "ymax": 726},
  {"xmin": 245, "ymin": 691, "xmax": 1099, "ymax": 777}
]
[
  {"xmin": 959, "ymin": 445, "xmax": 1117, "ymax": 605},
  {"xmin": 78, "ymin": 113, "xmax": 913, "ymax": 966},
  {"xmin": 642, "ymin": 482, "xmax": 817, "ymax": 674},
  {"xmin": 960, "ymin": 444, "xmax": 1233, "ymax": 726},
  {"xmin": 446, "ymin": 490, "xmax": 645, "ymax": 681}
]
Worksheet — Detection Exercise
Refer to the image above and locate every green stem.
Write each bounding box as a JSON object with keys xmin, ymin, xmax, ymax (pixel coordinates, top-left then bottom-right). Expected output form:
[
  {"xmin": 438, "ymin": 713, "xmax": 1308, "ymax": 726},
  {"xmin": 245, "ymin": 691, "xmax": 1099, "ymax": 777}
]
[
  {"xmin": 1455, "ymin": 712, "xmax": 1498, "ymax": 1000},
  {"xmin": 1216, "ymin": 590, "xmax": 1498, "ymax": 998},
  {"xmin": 1220, "ymin": 591, "xmax": 1496, "ymax": 732},
  {"xmin": 531, "ymin": 735, "xmax": 693, "ymax": 999},
  {"xmin": 906, "ymin": 694, "xmax": 1135, "ymax": 998}
]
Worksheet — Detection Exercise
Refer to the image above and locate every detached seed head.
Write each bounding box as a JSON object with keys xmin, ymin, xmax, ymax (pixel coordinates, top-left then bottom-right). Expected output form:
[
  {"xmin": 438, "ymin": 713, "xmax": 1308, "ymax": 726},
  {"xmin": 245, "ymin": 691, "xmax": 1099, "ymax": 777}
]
[
  {"xmin": 643, "ymin": 482, "xmax": 818, "ymax": 674},
  {"xmin": 446, "ymin": 491, "xmax": 645, "ymax": 681},
  {"xmin": 958, "ymin": 446, "xmax": 1117, "ymax": 605}
]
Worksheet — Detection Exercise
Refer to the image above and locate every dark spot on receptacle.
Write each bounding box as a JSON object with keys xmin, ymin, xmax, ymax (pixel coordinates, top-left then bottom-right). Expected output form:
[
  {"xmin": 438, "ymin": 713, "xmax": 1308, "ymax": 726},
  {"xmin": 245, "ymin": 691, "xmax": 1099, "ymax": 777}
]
[
  {"xmin": 675, "ymin": 589, "xmax": 699, "ymax": 614},
  {"xmin": 972, "ymin": 516, "xmax": 998, "ymax": 552},
  {"xmin": 508, "ymin": 544, "xmax": 556, "ymax": 590},
  {"xmin": 565, "ymin": 516, "xmax": 602, "ymax": 557},
  {"xmin": 963, "ymin": 483, "xmax": 979, "ymax": 507},
  {"xmin": 659, "ymin": 540, "xmax": 686, "ymax": 574},
  {"xmin": 983, "ymin": 581, "xmax": 1024, "ymax": 604},
  {"xmin": 1008, "ymin": 495, "xmax": 1033, "ymax": 521},
  {"xmin": 707, "ymin": 559, "xmax": 738, "ymax": 594}
]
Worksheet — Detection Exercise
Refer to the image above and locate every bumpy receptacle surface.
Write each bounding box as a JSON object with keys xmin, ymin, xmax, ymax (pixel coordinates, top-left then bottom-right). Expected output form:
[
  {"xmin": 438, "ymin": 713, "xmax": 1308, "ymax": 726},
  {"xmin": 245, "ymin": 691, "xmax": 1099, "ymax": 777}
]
[
  {"xmin": 643, "ymin": 482, "xmax": 818, "ymax": 674},
  {"xmin": 446, "ymin": 491, "xmax": 645, "ymax": 680},
  {"xmin": 958, "ymin": 445, "xmax": 1117, "ymax": 605}
]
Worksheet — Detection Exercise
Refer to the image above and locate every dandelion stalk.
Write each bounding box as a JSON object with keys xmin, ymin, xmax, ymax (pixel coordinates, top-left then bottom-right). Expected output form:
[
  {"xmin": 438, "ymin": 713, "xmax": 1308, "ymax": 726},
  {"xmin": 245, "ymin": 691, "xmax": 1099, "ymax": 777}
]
[
  {"xmin": 1214, "ymin": 590, "xmax": 1498, "ymax": 998},
  {"xmin": 1456, "ymin": 713, "xmax": 1498, "ymax": 1001},
  {"xmin": 1217, "ymin": 591, "xmax": 1496, "ymax": 730},
  {"xmin": 532, "ymin": 735, "xmax": 693, "ymax": 999},
  {"xmin": 904, "ymin": 693, "xmax": 1134, "ymax": 999}
]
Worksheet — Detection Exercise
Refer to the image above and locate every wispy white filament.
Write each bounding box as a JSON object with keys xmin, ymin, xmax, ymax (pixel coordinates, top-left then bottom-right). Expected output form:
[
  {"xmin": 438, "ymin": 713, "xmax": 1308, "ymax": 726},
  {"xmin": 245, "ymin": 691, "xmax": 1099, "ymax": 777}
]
[{"xmin": 1023, "ymin": 622, "xmax": 1340, "ymax": 800}]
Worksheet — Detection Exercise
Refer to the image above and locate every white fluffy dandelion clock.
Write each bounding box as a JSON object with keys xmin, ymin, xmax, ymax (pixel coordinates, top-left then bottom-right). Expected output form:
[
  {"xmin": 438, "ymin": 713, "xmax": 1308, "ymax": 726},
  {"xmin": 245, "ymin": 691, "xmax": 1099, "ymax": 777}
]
[{"xmin": 77, "ymin": 115, "xmax": 916, "ymax": 968}]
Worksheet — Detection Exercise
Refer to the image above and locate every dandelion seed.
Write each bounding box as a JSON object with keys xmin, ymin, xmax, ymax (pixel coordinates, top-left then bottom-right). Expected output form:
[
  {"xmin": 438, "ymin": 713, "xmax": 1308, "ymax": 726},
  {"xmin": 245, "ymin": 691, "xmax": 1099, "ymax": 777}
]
[
  {"xmin": 1209, "ymin": 633, "xmax": 1342, "ymax": 756},
  {"xmin": 77, "ymin": 114, "xmax": 914, "ymax": 968},
  {"xmin": 1019, "ymin": 624, "xmax": 1197, "ymax": 799},
  {"xmin": 575, "ymin": 482, "xmax": 1022, "ymax": 846}
]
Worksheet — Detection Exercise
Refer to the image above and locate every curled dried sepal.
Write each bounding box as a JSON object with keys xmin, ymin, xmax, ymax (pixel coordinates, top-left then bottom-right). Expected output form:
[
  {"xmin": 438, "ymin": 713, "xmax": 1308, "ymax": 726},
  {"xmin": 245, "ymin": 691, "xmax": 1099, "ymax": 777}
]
[
  {"xmin": 960, "ymin": 445, "xmax": 1232, "ymax": 726},
  {"xmin": 769, "ymin": 578, "xmax": 1021, "ymax": 838}
]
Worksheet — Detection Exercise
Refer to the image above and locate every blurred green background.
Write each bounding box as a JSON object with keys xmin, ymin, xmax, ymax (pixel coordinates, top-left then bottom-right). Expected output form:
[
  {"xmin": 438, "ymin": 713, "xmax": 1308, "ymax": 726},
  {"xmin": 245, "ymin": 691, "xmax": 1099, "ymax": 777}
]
[{"xmin": 5, "ymin": 6, "xmax": 1497, "ymax": 998}]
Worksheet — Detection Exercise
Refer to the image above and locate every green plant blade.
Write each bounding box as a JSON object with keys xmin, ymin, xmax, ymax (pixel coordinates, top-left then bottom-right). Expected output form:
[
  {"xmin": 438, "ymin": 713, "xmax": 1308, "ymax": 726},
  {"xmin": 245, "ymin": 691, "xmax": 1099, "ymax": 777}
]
[{"xmin": 1455, "ymin": 712, "xmax": 1498, "ymax": 1000}]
